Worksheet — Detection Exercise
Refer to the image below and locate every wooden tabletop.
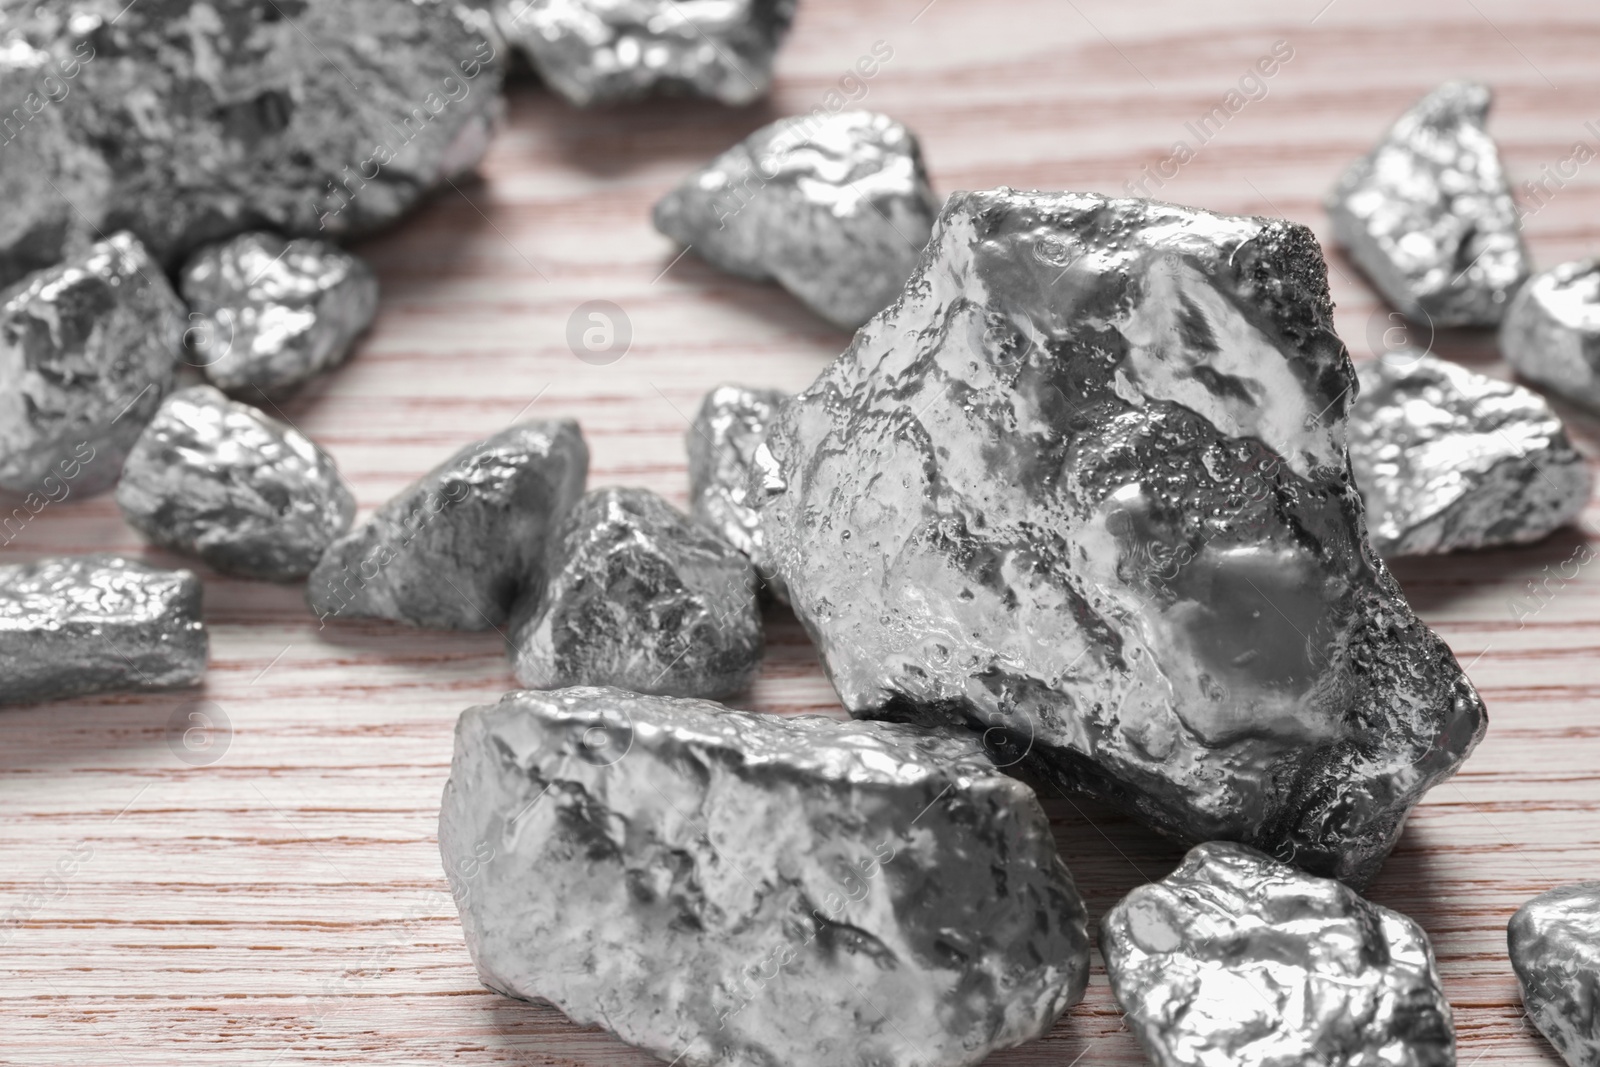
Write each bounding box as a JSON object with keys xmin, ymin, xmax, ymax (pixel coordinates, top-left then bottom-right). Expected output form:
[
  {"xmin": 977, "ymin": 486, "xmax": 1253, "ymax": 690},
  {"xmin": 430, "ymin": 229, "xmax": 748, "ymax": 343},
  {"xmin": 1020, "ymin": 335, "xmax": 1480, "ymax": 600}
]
[{"xmin": 4, "ymin": 0, "xmax": 1599, "ymax": 1062}]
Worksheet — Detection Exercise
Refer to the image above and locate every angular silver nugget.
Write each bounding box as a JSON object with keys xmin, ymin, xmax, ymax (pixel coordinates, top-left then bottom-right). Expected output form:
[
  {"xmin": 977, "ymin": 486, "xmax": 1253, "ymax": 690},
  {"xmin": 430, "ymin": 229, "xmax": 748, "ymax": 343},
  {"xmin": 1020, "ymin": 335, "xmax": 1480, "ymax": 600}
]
[
  {"xmin": 757, "ymin": 189, "xmax": 1487, "ymax": 885},
  {"xmin": 654, "ymin": 111, "xmax": 941, "ymax": 330},
  {"xmin": 512, "ymin": 489, "xmax": 762, "ymax": 699},
  {"xmin": 0, "ymin": 0, "xmax": 500, "ymax": 286},
  {"xmin": 1509, "ymin": 882, "xmax": 1600, "ymax": 1067},
  {"xmin": 1102, "ymin": 842, "xmax": 1455, "ymax": 1067},
  {"xmin": 180, "ymin": 233, "xmax": 379, "ymax": 399},
  {"xmin": 307, "ymin": 421, "xmax": 587, "ymax": 630},
  {"xmin": 687, "ymin": 384, "xmax": 788, "ymax": 578},
  {"xmin": 1350, "ymin": 352, "xmax": 1591, "ymax": 556},
  {"xmin": 116, "ymin": 386, "xmax": 356, "ymax": 582},
  {"xmin": 1327, "ymin": 81, "xmax": 1528, "ymax": 327},
  {"xmin": 494, "ymin": 0, "xmax": 795, "ymax": 106},
  {"xmin": 440, "ymin": 687, "xmax": 1090, "ymax": 1067},
  {"xmin": 0, "ymin": 234, "xmax": 184, "ymax": 497},
  {"xmin": 1502, "ymin": 259, "xmax": 1600, "ymax": 413},
  {"xmin": 0, "ymin": 556, "xmax": 207, "ymax": 705}
]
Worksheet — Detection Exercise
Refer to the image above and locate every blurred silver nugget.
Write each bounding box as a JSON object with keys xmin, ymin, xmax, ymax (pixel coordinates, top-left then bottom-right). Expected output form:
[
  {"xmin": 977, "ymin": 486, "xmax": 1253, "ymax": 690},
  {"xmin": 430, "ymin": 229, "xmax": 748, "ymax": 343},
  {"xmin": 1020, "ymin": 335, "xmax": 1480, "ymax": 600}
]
[
  {"xmin": 1102, "ymin": 842, "xmax": 1455, "ymax": 1067},
  {"xmin": 1327, "ymin": 81, "xmax": 1528, "ymax": 327},
  {"xmin": 654, "ymin": 111, "xmax": 940, "ymax": 329},
  {"xmin": 116, "ymin": 386, "xmax": 356, "ymax": 582},
  {"xmin": 440, "ymin": 686, "xmax": 1090, "ymax": 1067},
  {"xmin": 687, "ymin": 384, "xmax": 788, "ymax": 576},
  {"xmin": 1509, "ymin": 882, "xmax": 1600, "ymax": 1067},
  {"xmin": 181, "ymin": 233, "xmax": 379, "ymax": 399},
  {"xmin": 1350, "ymin": 352, "xmax": 1590, "ymax": 556},
  {"xmin": 512, "ymin": 488, "xmax": 761, "ymax": 699},
  {"xmin": 0, "ymin": 556, "xmax": 207, "ymax": 705},
  {"xmin": 1503, "ymin": 259, "xmax": 1600, "ymax": 413}
]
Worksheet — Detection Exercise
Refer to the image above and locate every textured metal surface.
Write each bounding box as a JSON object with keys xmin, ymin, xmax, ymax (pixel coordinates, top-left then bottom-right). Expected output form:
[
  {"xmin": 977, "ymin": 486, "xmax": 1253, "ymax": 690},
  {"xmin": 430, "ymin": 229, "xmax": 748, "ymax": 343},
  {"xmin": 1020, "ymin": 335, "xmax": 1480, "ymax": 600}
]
[
  {"xmin": 757, "ymin": 188, "xmax": 1487, "ymax": 886},
  {"xmin": 1102, "ymin": 841, "xmax": 1456, "ymax": 1067},
  {"xmin": 494, "ymin": 0, "xmax": 795, "ymax": 106},
  {"xmin": 0, "ymin": 556, "xmax": 207, "ymax": 706},
  {"xmin": 439, "ymin": 686, "xmax": 1090, "ymax": 1067},
  {"xmin": 1350, "ymin": 351, "xmax": 1591, "ymax": 557},
  {"xmin": 180, "ymin": 233, "xmax": 379, "ymax": 399},
  {"xmin": 307, "ymin": 421, "xmax": 587, "ymax": 630},
  {"xmin": 1509, "ymin": 882, "xmax": 1600, "ymax": 1067},
  {"xmin": 1502, "ymin": 259, "xmax": 1600, "ymax": 413},
  {"xmin": 512, "ymin": 488, "xmax": 761, "ymax": 699},
  {"xmin": 0, "ymin": 0, "xmax": 501, "ymax": 286},
  {"xmin": 1326, "ymin": 81, "xmax": 1528, "ymax": 327},
  {"xmin": 687, "ymin": 384, "xmax": 788, "ymax": 588},
  {"xmin": 115, "ymin": 386, "xmax": 356, "ymax": 582},
  {"xmin": 0, "ymin": 233, "xmax": 183, "ymax": 497},
  {"xmin": 654, "ymin": 110, "xmax": 940, "ymax": 329}
]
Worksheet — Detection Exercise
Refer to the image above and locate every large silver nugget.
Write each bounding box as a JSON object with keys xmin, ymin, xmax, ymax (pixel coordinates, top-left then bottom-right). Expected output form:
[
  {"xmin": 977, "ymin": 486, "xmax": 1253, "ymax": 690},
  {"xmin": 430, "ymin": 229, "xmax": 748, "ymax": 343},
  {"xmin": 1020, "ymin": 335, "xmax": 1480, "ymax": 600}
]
[
  {"xmin": 757, "ymin": 189, "xmax": 1487, "ymax": 885},
  {"xmin": 0, "ymin": 556, "xmax": 207, "ymax": 705},
  {"xmin": 307, "ymin": 421, "xmax": 587, "ymax": 630},
  {"xmin": 1502, "ymin": 259, "xmax": 1600, "ymax": 413},
  {"xmin": 0, "ymin": 233, "xmax": 183, "ymax": 496},
  {"xmin": 0, "ymin": 0, "xmax": 501, "ymax": 285},
  {"xmin": 512, "ymin": 488, "xmax": 761, "ymax": 699},
  {"xmin": 1102, "ymin": 841, "xmax": 1455, "ymax": 1067},
  {"xmin": 440, "ymin": 686, "xmax": 1090, "ymax": 1067},
  {"xmin": 654, "ymin": 111, "xmax": 941, "ymax": 330},
  {"xmin": 1350, "ymin": 351, "xmax": 1591, "ymax": 557},
  {"xmin": 116, "ymin": 386, "xmax": 356, "ymax": 582},
  {"xmin": 687, "ymin": 384, "xmax": 788, "ymax": 581},
  {"xmin": 1509, "ymin": 882, "xmax": 1600, "ymax": 1067},
  {"xmin": 494, "ymin": 0, "xmax": 795, "ymax": 106},
  {"xmin": 1327, "ymin": 81, "xmax": 1528, "ymax": 327},
  {"xmin": 180, "ymin": 233, "xmax": 379, "ymax": 399}
]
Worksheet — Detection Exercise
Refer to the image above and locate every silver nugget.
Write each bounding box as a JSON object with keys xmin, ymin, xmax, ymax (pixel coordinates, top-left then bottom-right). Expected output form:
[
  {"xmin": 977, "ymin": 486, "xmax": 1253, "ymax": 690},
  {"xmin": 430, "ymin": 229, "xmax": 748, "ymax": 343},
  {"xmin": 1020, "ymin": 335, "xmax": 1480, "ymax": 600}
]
[
  {"xmin": 0, "ymin": 234, "xmax": 184, "ymax": 497},
  {"xmin": 494, "ymin": 0, "xmax": 795, "ymax": 106},
  {"xmin": 0, "ymin": 556, "xmax": 207, "ymax": 705},
  {"xmin": 180, "ymin": 233, "xmax": 379, "ymax": 399},
  {"xmin": 1350, "ymin": 351, "xmax": 1591, "ymax": 556},
  {"xmin": 1327, "ymin": 81, "xmax": 1529, "ymax": 327},
  {"xmin": 1102, "ymin": 842, "xmax": 1455, "ymax": 1067},
  {"xmin": 1510, "ymin": 882, "xmax": 1600, "ymax": 1067},
  {"xmin": 1502, "ymin": 259, "xmax": 1600, "ymax": 413},
  {"xmin": 440, "ymin": 687, "xmax": 1090, "ymax": 1067},
  {"xmin": 687, "ymin": 384, "xmax": 788, "ymax": 581},
  {"xmin": 654, "ymin": 111, "xmax": 941, "ymax": 330},
  {"xmin": 757, "ymin": 189, "xmax": 1486, "ymax": 885},
  {"xmin": 116, "ymin": 386, "xmax": 356, "ymax": 582},
  {"xmin": 307, "ymin": 421, "xmax": 587, "ymax": 630}
]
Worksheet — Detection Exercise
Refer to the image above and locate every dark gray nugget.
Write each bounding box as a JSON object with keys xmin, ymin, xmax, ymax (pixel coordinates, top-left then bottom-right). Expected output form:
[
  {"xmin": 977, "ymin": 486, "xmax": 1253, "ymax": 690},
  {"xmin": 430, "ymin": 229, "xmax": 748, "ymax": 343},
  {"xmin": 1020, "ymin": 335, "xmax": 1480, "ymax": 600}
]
[
  {"xmin": 757, "ymin": 189, "xmax": 1486, "ymax": 885},
  {"xmin": 1502, "ymin": 259, "xmax": 1600, "ymax": 414},
  {"xmin": 1102, "ymin": 842, "xmax": 1455, "ymax": 1067},
  {"xmin": 116, "ymin": 386, "xmax": 356, "ymax": 582},
  {"xmin": 512, "ymin": 488, "xmax": 761, "ymax": 699},
  {"xmin": 1509, "ymin": 883, "xmax": 1600, "ymax": 1067},
  {"xmin": 308, "ymin": 421, "xmax": 587, "ymax": 630},
  {"xmin": 654, "ymin": 111, "xmax": 940, "ymax": 330},
  {"xmin": 0, "ymin": 557, "xmax": 207, "ymax": 706},
  {"xmin": 181, "ymin": 233, "xmax": 379, "ymax": 399},
  {"xmin": 440, "ymin": 687, "xmax": 1090, "ymax": 1067},
  {"xmin": 687, "ymin": 384, "xmax": 788, "ymax": 576},
  {"xmin": 0, "ymin": 233, "xmax": 184, "ymax": 496}
]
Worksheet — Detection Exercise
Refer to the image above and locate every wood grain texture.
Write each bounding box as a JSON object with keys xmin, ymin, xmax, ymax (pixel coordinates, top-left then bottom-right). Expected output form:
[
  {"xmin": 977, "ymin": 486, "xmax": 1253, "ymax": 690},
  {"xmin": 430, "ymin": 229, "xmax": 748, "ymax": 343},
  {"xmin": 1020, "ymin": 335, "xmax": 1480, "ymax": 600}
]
[{"xmin": 3, "ymin": 0, "xmax": 1600, "ymax": 1062}]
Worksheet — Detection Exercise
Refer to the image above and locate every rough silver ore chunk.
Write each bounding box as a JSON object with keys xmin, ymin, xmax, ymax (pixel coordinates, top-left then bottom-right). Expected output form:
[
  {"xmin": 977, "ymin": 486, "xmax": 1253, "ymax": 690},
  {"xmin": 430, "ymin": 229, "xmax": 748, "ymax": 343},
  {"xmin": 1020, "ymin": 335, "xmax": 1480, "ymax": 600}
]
[
  {"xmin": 1102, "ymin": 842, "xmax": 1455, "ymax": 1067},
  {"xmin": 1327, "ymin": 81, "xmax": 1529, "ymax": 327},
  {"xmin": 687, "ymin": 384, "xmax": 788, "ymax": 578},
  {"xmin": 757, "ymin": 189, "xmax": 1487, "ymax": 885},
  {"xmin": 440, "ymin": 686, "xmax": 1090, "ymax": 1067},
  {"xmin": 512, "ymin": 489, "xmax": 761, "ymax": 699},
  {"xmin": 1350, "ymin": 351, "xmax": 1591, "ymax": 557},
  {"xmin": 0, "ymin": 0, "xmax": 501, "ymax": 287},
  {"xmin": 180, "ymin": 232, "xmax": 379, "ymax": 399},
  {"xmin": 307, "ymin": 421, "xmax": 587, "ymax": 630},
  {"xmin": 654, "ymin": 111, "xmax": 941, "ymax": 330},
  {"xmin": 1509, "ymin": 882, "xmax": 1600, "ymax": 1067},
  {"xmin": 115, "ymin": 386, "xmax": 356, "ymax": 582},
  {"xmin": 494, "ymin": 0, "xmax": 795, "ymax": 106},
  {"xmin": 0, "ymin": 233, "xmax": 184, "ymax": 497},
  {"xmin": 0, "ymin": 556, "xmax": 207, "ymax": 705},
  {"xmin": 1503, "ymin": 259, "xmax": 1600, "ymax": 413}
]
